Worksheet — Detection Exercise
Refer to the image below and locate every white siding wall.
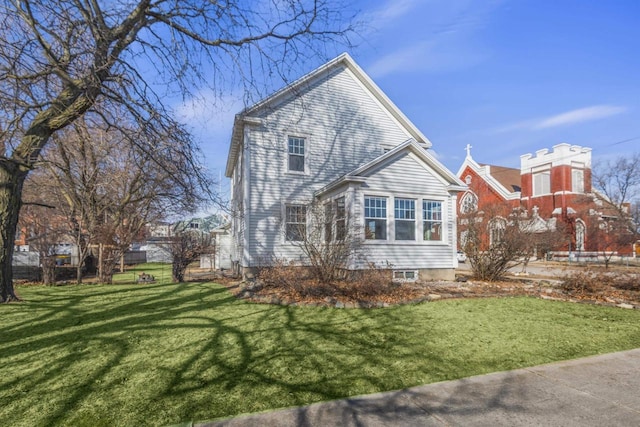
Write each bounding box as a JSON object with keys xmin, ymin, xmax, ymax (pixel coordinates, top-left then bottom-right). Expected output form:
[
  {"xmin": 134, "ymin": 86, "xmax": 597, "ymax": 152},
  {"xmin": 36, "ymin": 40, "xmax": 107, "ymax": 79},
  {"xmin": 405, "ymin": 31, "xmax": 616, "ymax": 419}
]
[
  {"xmin": 246, "ymin": 65, "xmax": 413, "ymax": 265},
  {"xmin": 352, "ymin": 154, "xmax": 456, "ymax": 270}
]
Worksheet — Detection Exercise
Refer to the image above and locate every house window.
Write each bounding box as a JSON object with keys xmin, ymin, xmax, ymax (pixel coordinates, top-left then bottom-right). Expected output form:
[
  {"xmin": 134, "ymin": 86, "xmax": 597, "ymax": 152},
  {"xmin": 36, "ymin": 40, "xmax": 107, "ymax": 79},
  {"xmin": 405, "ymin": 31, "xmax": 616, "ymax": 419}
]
[
  {"xmin": 189, "ymin": 223, "xmax": 199, "ymax": 229},
  {"xmin": 288, "ymin": 136, "xmax": 305, "ymax": 172},
  {"xmin": 324, "ymin": 197, "xmax": 347, "ymax": 242},
  {"xmin": 460, "ymin": 192, "xmax": 478, "ymax": 214},
  {"xmin": 335, "ymin": 197, "xmax": 346, "ymax": 240},
  {"xmin": 533, "ymin": 171, "xmax": 550, "ymax": 196},
  {"xmin": 285, "ymin": 205, "xmax": 306, "ymax": 241},
  {"xmin": 364, "ymin": 196, "xmax": 387, "ymax": 240},
  {"xmin": 395, "ymin": 198, "xmax": 415, "ymax": 240},
  {"xmin": 393, "ymin": 270, "xmax": 417, "ymax": 282},
  {"xmin": 572, "ymin": 169, "xmax": 584, "ymax": 193},
  {"xmin": 324, "ymin": 202, "xmax": 332, "ymax": 243},
  {"xmin": 423, "ymin": 200, "xmax": 442, "ymax": 241}
]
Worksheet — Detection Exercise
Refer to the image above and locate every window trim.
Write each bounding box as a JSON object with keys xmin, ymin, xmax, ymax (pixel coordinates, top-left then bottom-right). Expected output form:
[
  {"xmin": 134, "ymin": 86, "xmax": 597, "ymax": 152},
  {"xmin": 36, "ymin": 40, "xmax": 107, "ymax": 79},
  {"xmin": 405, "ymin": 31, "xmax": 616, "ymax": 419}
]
[
  {"xmin": 364, "ymin": 195, "xmax": 388, "ymax": 240},
  {"xmin": 284, "ymin": 203, "xmax": 307, "ymax": 242},
  {"xmin": 361, "ymin": 193, "xmax": 448, "ymax": 245},
  {"xmin": 394, "ymin": 198, "xmax": 416, "ymax": 241},
  {"xmin": 532, "ymin": 170, "xmax": 551, "ymax": 197},
  {"xmin": 286, "ymin": 135, "xmax": 308, "ymax": 175},
  {"xmin": 572, "ymin": 168, "xmax": 584, "ymax": 193},
  {"xmin": 423, "ymin": 199, "xmax": 443, "ymax": 242},
  {"xmin": 393, "ymin": 270, "xmax": 418, "ymax": 282}
]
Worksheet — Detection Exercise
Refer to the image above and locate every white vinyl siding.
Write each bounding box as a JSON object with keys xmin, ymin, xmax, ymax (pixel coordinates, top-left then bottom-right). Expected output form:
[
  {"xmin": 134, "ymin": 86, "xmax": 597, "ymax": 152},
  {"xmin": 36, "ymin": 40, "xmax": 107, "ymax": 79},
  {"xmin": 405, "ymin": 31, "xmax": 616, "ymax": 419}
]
[
  {"xmin": 351, "ymin": 154, "xmax": 456, "ymax": 270},
  {"xmin": 243, "ymin": 65, "xmax": 412, "ymax": 264}
]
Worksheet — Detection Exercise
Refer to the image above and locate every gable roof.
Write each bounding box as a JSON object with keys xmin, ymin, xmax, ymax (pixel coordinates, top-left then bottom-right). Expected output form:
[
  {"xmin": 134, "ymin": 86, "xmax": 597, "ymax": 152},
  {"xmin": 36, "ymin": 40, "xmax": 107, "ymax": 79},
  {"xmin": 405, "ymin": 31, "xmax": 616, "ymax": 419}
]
[
  {"xmin": 225, "ymin": 53, "xmax": 432, "ymax": 177},
  {"xmin": 457, "ymin": 153, "xmax": 521, "ymax": 201},
  {"xmin": 315, "ymin": 139, "xmax": 466, "ymax": 197},
  {"xmin": 479, "ymin": 164, "xmax": 522, "ymax": 193}
]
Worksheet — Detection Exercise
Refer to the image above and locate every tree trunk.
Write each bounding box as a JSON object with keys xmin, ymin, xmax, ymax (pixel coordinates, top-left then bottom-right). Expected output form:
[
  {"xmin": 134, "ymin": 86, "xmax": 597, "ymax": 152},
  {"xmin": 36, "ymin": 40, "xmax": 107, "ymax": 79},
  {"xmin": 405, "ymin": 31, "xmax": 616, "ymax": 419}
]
[
  {"xmin": 41, "ymin": 256, "xmax": 57, "ymax": 285},
  {"xmin": 0, "ymin": 162, "xmax": 28, "ymax": 302}
]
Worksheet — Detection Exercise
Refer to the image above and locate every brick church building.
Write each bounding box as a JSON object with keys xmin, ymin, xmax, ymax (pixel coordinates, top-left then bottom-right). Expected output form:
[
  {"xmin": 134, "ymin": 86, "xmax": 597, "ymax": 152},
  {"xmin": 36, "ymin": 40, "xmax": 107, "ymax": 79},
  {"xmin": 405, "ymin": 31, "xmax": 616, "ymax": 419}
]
[{"xmin": 456, "ymin": 143, "xmax": 635, "ymax": 258}]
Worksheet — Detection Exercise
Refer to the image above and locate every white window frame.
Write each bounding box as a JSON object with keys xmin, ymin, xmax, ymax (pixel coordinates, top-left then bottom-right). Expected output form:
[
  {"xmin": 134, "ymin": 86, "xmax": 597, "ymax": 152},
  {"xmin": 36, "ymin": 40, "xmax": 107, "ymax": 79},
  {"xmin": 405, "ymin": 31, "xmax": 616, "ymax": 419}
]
[
  {"xmin": 423, "ymin": 200, "xmax": 443, "ymax": 241},
  {"xmin": 394, "ymin": 198, "xmax": 416, "ymax": 241},
  {"xmin": 459, "ymin": 191, "xmax": 478, "ymax": 214},
  {"xmin": 364, "ymin": 196, "xmax": 388, "ymax": 240},
  {"xmin": 532, "ymin": 170, "xmax": 551, "ymax": 196},
  {"xmin": 284, "ymin": 204, "xmax": 307, "ymax": 242},
  {"xmin": 393, "ymin": 270, "xmax": 418, "ymax": 282},
  {"xmin": 287, "ymin": 135, "xmax": 307, "ymax": 174},
  {"xmin": 572, "ymin": 168, "xmax": 584, "ymax": 193}
]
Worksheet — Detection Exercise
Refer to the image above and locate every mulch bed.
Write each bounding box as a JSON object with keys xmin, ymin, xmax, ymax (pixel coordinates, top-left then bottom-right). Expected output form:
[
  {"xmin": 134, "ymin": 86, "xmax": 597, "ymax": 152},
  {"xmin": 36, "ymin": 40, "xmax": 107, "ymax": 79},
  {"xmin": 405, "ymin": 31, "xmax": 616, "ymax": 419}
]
[{"xmin": 217, "ymin": 275, "xmax": 640, "ymax": 310}]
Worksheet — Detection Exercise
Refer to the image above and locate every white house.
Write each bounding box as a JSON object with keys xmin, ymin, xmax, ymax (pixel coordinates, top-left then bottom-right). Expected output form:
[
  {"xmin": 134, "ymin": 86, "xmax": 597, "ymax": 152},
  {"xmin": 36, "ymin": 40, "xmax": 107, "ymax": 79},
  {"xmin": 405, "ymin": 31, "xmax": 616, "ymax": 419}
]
[{"xmin": 225, "ymin": 53, "xmax": 466, "ymax": 280}]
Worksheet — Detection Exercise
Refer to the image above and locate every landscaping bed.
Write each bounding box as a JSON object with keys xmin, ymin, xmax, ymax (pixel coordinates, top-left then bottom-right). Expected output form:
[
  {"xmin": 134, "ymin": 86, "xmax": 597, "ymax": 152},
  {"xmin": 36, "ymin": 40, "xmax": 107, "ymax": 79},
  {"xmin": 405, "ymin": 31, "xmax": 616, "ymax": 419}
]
[{"xmin": 223, "ymin": 272, "xmax": 640, "ymax": 310}]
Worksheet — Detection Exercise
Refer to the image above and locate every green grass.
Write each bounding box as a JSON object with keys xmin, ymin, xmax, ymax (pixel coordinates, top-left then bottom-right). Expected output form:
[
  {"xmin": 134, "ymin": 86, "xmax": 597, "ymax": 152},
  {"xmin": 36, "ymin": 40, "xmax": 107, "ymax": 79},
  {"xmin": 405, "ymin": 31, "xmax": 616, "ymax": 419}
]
[{"xmin": 2, "ymin": 264, "xmax": 640, "ymax": 426}]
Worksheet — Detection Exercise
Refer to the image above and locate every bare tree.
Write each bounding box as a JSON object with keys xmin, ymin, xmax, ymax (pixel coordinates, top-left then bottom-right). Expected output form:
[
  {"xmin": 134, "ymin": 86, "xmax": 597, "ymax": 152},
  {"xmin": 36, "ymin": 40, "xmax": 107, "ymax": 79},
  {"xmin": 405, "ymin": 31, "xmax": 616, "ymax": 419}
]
[
  {"xmin": 591, "ymin": 153, "xmax": 640, "ymax": 266},
  {"xmin": 461, "ymin": 206, "xmax": 564, "ymax": 281},
  {"xmin": 0, "ymin": 1, "xmax": 355, "ymax": 301},
  {"xmin": 288, "ymin": 198, "xmax": 362, "ymax": 283},
  {"xmin": 41, "ymin": 116, "xmax": 198, "ymax": 283},
  {"xmin": 18, "ymin": 202, "xmax": 66, "ymax": 285},
  {"xmin": 169, "ymin": 228, "xmax": 213, "ymax": 283}
]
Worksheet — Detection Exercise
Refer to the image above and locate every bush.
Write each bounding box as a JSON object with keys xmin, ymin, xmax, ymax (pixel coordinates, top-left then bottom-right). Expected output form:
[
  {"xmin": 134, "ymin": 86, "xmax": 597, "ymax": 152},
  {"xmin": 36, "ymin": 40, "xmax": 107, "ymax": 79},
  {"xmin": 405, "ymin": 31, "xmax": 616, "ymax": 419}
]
[
  {"xmin": 560, "ymin": 271, "xmax": 608, "ymax": 296},
  {"xmin": 258, "ymin": 260, "xmax": 399, "ymax": 302}
]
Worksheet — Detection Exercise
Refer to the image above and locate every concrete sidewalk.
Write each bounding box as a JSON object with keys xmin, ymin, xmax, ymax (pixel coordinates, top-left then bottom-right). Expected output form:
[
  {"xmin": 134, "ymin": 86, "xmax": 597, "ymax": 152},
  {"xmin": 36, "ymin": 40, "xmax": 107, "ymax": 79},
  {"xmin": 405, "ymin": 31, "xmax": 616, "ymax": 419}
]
[{"xmin": 201, "ymin": 348, "xmax": 640, "ymax": 426}]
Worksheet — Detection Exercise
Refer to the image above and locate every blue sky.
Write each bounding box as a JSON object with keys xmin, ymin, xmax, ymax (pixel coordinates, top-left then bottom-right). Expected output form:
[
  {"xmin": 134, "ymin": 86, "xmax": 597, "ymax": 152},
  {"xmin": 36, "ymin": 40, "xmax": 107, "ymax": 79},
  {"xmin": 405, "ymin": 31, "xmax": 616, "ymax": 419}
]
[{"xmin": 176, "ymin": 0, "xmax": 640, "ymax": 194}]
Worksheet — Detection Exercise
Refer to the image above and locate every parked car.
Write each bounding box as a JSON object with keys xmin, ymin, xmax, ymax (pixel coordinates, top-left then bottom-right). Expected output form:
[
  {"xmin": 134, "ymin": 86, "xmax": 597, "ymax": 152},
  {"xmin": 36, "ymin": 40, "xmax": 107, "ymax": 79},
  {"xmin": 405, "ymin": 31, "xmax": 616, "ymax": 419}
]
[{"xmin": 456, "ymin": 250, "xmax": 467, "ymax": 263}]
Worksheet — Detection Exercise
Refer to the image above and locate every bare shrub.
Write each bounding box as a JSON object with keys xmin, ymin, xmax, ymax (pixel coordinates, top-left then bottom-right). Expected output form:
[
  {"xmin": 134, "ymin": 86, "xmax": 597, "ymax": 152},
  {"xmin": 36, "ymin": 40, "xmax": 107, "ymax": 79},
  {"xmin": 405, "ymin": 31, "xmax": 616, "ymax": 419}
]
[
  {"xmin": 258, "ymin": 259, "xmax": 400, "ymax": 302},
  {"xmin": 258, "ymin": 259, "xmax": 316, "ymax": 295},
  {"xmin": 560, "ymin": 271, "xmax": 612, "ymax": 296},
  {"xmin": 610, "ymin": 274, "xmax": 640, "ymax": 291}
]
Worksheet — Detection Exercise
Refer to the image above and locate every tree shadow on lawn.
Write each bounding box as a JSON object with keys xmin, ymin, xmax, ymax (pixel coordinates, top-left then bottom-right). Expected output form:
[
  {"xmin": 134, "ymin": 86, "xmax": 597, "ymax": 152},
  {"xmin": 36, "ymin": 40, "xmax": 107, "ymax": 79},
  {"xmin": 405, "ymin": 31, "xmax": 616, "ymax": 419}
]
[{"xmin": 3, "ymin": 285, "xmax": 638, "ymax": 426}]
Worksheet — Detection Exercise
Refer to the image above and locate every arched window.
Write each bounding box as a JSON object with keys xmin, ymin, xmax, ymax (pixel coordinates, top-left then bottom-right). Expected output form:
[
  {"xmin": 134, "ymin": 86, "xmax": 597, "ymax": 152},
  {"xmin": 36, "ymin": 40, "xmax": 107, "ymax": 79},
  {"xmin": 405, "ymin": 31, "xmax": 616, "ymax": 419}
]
[
  {"xmin": 489, "ymin": 217, "xmax": 506, "ymax": 246},
  {"xmin": 460, "ymin": 192, "xmax": 478, "ymax": 214},
  {"xmin": 575, "ymin": 219, "xmax": 586, "ymax": 251}
]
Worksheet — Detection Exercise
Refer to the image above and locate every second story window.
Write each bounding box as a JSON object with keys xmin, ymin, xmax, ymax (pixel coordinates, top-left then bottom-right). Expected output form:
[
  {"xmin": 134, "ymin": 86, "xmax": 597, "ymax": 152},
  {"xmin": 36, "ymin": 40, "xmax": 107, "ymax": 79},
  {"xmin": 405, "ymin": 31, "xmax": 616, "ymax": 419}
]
[
  {"xmin": 533, "ymin": 171, "xmax": 550, "ymax": 196},
  {"xmin": 572, "ymin": 169, "xmax": 584, "ymax": 193},
  {"xmin": 288, "ymin": 136, "xmax": 305, "ymax": 172}
]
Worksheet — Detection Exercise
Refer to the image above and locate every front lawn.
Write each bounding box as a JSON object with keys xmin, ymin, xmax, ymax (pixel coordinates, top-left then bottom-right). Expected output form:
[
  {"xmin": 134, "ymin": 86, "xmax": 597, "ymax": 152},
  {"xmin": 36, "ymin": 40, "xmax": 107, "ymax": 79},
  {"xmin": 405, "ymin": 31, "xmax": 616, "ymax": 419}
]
[{"xmin": 2, "ymin": 266, "xmax": 640, "ymax": 426}]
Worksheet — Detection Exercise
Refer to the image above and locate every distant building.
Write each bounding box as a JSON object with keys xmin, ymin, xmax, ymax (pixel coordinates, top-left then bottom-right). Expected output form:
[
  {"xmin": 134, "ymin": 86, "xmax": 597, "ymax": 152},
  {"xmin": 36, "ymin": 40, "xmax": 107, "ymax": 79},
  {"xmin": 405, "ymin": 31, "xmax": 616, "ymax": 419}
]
[{"xmin": 457, "ymin": 143, "xmax": 634, "ymax": 258}]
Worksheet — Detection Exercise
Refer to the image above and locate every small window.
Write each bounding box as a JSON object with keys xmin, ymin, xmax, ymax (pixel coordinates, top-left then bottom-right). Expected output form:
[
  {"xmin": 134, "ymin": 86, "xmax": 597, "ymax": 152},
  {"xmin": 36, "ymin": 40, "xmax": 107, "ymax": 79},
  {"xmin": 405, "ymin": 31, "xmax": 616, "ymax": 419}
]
[
  {"xmin": 395, "ymin": 198, "xmax": 415, "ymax": 240},
  {"xmin": 288, "ymin": 136, "xmax": 305, "ymax": 172},
  {"xmin": 533, "ymin": 171, "xmax": 550, "ymax": 196},
  {"xmin": 285, "ymin": 205, "xmax": 306, "ymax": 241},
  {"xmin": 393, "ymin": 270, "xmax": 417, "ymax": 282},
  {"xmin": 189, "ymin": 223, "xmax": 199, "ymax": 229},
  {"xmin": 423, "ymin": 200, "xmax": 442, "ymax": 241},
  {"xmin": 364, "ymin": 196, "xmax": 387, "ymax": 240}
]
